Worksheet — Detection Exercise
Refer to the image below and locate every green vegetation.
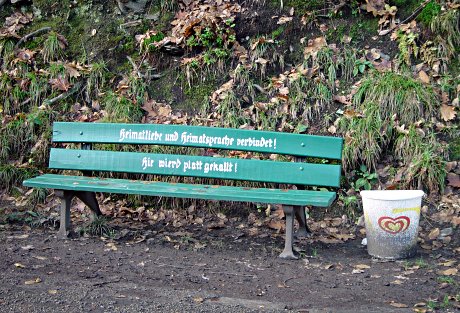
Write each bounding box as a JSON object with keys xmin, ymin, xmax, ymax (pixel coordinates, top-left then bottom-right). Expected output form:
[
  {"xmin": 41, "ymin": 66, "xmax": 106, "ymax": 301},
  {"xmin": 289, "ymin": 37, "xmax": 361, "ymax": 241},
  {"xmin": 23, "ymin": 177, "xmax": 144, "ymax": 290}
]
[
  {"xmin": 417, "ymin": 1, "xmax": 441, "ymax": 26},
  {"xmin": 431, "ymin": 9, "xmax": 460, "ymax": 59},
  {"xmin": 349, "ymin": 18, "xmax": 379, "ymax": 41},
  {"xmin": 82, "ymin": 215, "xmax": 115, "ymax": 238},
  {"xmin": 42, "ymin": 32, "xmax": 63, "ymax": 62},
  {"xmin": 450, "ymin": 137, "xmax": 460, "ymax": 161},
  {"xmin": 339, "ymin": 72, "xmax": 446, "ymax": 193},
  {"xmin": 0, "ymin": 0, "xmax": 457, "ymax": 215},
  {"xmin": 141, "ymin": 31, "xmax": 165, "ymax": 52},
  {"xmin": 281, "ymin": 0, "xmax": 326, "ymax": 14},
  {"xmin": 102, "ymin": 92, "xmax": 143, "ymax": 123}
]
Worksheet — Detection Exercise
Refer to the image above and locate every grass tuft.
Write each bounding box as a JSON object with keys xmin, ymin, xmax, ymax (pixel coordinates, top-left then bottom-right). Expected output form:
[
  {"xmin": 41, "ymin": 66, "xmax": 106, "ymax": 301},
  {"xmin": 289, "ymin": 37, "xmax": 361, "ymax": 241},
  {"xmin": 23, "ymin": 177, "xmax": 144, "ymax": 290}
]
[
  {"xmin": 42, "ymin": 32, "xmax": 63, "ymax": 63},
  {"xmin": 83, "ymin": 215, "xmax": 114, "ymax": 237}
]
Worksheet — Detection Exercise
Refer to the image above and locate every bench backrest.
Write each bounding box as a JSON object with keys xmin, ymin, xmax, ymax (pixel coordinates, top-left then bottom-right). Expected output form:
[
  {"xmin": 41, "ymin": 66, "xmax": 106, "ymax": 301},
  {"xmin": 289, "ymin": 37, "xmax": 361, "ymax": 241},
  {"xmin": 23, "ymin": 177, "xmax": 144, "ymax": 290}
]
[{"xmin": 50, "ymin": 122, "xmax": 343, "ymax": 187}]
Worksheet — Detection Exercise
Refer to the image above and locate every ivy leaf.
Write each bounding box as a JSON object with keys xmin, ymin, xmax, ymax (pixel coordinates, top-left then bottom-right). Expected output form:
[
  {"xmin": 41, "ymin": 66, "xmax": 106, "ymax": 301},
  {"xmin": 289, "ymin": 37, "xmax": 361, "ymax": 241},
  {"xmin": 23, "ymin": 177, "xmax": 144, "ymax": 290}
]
[{"xmin": 353, "ymin": 67, "xmax": 359, "ymax": 76}]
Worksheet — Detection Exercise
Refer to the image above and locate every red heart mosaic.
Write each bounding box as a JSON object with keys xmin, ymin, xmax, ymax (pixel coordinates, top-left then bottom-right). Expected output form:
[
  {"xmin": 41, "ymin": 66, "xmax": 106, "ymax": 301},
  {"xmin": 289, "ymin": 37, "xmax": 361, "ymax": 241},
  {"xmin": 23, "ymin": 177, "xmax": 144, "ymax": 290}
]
[{"xmin": 378, "ymin": 216, "xmax": 411, "ymax": 234}]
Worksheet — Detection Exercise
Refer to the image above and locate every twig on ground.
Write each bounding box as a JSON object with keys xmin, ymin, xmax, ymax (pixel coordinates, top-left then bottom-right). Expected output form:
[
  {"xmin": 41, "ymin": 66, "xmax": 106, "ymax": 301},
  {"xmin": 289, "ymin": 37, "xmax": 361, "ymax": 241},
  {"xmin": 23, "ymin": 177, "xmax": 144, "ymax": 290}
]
[
  {"xmin": 253, "ymin": 84, "xmax": 266, "ymax": 94},
  {"xmin": 20, "ymin": 98, "xmax": 31, "ymax": 107},
  {"xmin": 316, "ymin": 0, "xmax": 347, "ymax": 18},
  {"xmin": 120, "ymin": 20, "xmax": 142, "ymax": 29},
  {"xmin": 126, "ymin": 55, "xmax": 142, "ymax": 78},
  {"xmin": 92, "ymin": 277, "xmax": 121, "ymax": 286},
  {"xmin": 116, "ymin": 0, "xmax": 127, "ymax": 14},
  {"xmin": 153, "ymin": 261, "xmax": 187, "ymax": 269},
  {"xmin": 44, "ymin": 81, "xmax": 83, "ymax": 106},
  {"xmin": 281, "ymin": 276, "xmax": 299, "ymax": 288},
  {"xmin": 204, "ymin": 270, "xmax": 257, "ymax": 278},
  {"xmin": 379, "ymin": 0, "xmax": 430, "ymax": 36},
  {"xmin": 15, "ymin": 27, "xmax": 52, "ymax": 49}
]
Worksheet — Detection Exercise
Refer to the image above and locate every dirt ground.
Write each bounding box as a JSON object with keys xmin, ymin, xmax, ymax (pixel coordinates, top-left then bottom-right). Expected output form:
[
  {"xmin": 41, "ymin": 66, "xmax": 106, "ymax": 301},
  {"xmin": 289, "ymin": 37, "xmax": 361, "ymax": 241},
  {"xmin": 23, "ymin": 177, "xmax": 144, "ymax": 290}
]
[{"xmin": 1, "ymin": 199, "xmax": 459, "ymax": 313}]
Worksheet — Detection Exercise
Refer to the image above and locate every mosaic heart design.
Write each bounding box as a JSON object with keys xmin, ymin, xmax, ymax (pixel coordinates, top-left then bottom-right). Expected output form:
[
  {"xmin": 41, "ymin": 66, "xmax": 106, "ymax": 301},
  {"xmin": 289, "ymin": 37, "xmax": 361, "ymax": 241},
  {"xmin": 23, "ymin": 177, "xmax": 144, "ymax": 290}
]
[{"xmin": 378, "ymin": 216, "xmax": 411, "ymax": 234}]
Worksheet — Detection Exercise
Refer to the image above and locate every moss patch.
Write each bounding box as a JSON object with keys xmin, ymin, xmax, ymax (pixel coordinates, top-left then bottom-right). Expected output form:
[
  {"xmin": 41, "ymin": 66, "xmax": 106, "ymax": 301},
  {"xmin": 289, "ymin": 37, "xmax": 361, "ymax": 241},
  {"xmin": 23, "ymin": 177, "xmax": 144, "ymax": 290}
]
[
  {"xmin": 349, "ymin": 17, "xmax": 379, "ymax": 42},
  {"xmin": 449, "ymin": 137, "xmax": 460, "ymax": 161},
  {"xmin": 417, "ymin": 1, "xmax": 441, "ymax": 27}
]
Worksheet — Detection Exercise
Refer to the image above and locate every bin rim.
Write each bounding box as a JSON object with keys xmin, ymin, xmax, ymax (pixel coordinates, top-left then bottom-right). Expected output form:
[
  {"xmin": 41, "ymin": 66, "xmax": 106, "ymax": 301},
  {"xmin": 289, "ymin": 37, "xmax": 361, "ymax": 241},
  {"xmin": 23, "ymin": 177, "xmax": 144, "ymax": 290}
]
[{"xmin": 360, "ymin": 190, "xmax": 425, "ymax": 201}]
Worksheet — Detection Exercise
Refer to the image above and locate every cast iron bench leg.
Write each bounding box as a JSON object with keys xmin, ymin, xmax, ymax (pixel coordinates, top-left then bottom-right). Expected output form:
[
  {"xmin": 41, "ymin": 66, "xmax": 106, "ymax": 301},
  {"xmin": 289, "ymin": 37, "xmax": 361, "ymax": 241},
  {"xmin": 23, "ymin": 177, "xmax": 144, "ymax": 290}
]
[
  {"xmin": 56, "ymin": 190, "xmax": 72, "ymax": 239},
  {"xmin": 294, "ymin": 206, "xmax": 311, "ymax": 238},
  {"xmin": 279, "ymin": 205, "xmax": 298, "ymax": 259},
  {"xmin": 55, "ymin": 190, "xmax": 101, "ymax": 239}
]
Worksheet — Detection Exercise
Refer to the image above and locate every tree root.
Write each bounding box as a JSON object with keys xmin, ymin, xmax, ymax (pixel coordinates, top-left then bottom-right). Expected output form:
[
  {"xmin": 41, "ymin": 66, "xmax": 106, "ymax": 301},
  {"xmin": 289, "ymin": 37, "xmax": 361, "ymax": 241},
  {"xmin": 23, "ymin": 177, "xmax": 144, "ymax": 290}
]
[
  {"xmin": 15, "ymin": 27, "xmax": 52, "ymax": 49},
  {"xmin": 44, "ymin": 81, "xmax": 83, "ymax": 106},
  {"xmin": 379, "ymin": 0, "xmax": 430, "ymax": 36}
]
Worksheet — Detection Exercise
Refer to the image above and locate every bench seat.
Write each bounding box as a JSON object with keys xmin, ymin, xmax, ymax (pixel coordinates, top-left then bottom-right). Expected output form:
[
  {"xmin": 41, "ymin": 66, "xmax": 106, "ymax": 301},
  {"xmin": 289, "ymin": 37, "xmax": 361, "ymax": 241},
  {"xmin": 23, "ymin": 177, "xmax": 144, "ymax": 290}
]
[{"xmin": 24, "ymin": 174, "xmax": 337, "ymax": 207}]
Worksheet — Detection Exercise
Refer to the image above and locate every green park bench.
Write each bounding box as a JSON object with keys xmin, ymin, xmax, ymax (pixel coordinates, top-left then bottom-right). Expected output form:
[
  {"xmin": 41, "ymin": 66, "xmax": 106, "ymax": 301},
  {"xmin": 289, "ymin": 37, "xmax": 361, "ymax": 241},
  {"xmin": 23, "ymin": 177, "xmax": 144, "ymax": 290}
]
[{"xmin": 23, "ymin": 122, "xmax": 343, "ymax": 259}]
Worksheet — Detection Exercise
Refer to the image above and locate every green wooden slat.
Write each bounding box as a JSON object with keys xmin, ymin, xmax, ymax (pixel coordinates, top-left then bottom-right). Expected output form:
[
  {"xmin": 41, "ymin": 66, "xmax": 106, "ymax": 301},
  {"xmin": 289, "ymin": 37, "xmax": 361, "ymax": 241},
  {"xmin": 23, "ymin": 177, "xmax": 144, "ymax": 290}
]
[
  {"xmin": 52, "ymin": 122, "xmax": 343, "ymax": 159},
  {"xmin": 49, "ymin": 148, "xmax": 341, "ymax": 187},
  {"xmin": 23, "ymin": 174, "xmax": 336, "ymax": 206}
]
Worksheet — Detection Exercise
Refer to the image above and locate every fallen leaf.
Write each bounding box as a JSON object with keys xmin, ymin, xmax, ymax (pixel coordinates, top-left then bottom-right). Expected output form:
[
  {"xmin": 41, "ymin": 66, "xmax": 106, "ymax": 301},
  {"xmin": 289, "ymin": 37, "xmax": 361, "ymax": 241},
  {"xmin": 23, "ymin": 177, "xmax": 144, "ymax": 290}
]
[
  {"xmin": 16, "ymin": 49, "xmax": 36, "ymax": 62},
  {"xmin": 447, "ymin": 173, "xmax": 460, "ymax": 188},
  {"xmin": 105, "ymin": 242, "xmax": 118, "ymax": 251},
  {"xmin": 355, "ymin": 264, "xmax": 371, "ymax": 269},
  {"xmin": 439, "ymin": 268, "xmax": 458, "ymax": 276},
  {"xmin": 7, "ymin": 234, "xmax": 29, "ymax": 239},
  {"xmin": 267, "ymin": 220, "xmax": 284, "ymax": 231},
  {"xmin": 277, "ymin": 16, "xmax": 293, "ymax": 25},
  {"xmin": 64, "ymin": 63, "xmax": 82, "ymax": 78},
  {"xmin": 254, "ymin": 57, "xmax": 269, "ymax": 66},
  {"xmin": 440, "ymin": 260, "xmax": 457, "ymax": 267},
  {"xmin": 333, "ymin": 95, "xmax": 352, "ymax": 105},
  {"xmin": 420, "ymin": 244, "xmax": 432, "ymax": 250},
  {"xmin": 316, "ymin": 23, "xmax": 327, "ymax": 32},
  {"xmin": 333, "ymin": 233, "xmax": 355, "ymax": 241},
  {"xmin": 343, "ymin": 109, "xmax": 362, "ymax": 118},
  {"xmin": 418, "ymin": 70, "xmax": 430, "ymax": 84},
  {"xmin": 428, "ymin": 228, "xmax": 440, "ymax": 240},
  {"xmin": 440, "ymin": 104, "xmax": 456, "ymax": 121},
  {"xmin": 389, "ymin": 301, "xmax": 408, "ymax": 308},
  {"xmin": 452, "ymin": 216, "xmax": 460, "ymax": 226},
  {"xmin": 49, "ymin": 76, "xmax": 71, "ymax": 91},
  {"xmin": 25, "ymin": 277, "xmax": 42, "ymax": 285},
  {"xmin": 279, "ymin": 87, "xmax": 289, "ymax": 95},
  {"xmin": 342, "ymin": 35, "xmax": 352, "ymax": 43},
  {"xmin": 304, "ymin": 37, "xmax": 327, "ymax": 59},
  {"xmin": 193, "ymin": 297, "xmax": 204, "ymax": 303},
  {"xmin": 328, "ymin": 125, "xmax": 336, "ymax": 134}
]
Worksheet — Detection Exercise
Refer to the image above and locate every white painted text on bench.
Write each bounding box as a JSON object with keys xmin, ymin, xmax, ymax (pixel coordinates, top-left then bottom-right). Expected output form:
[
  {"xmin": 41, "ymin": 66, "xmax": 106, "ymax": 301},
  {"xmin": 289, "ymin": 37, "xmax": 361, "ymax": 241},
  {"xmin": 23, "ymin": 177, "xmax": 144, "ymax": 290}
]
[{"xmin": 142, "ymin": 157, "xmax": 237, "ymax": 174}]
